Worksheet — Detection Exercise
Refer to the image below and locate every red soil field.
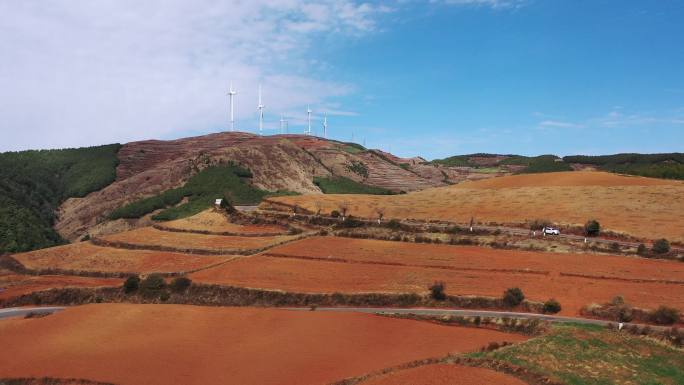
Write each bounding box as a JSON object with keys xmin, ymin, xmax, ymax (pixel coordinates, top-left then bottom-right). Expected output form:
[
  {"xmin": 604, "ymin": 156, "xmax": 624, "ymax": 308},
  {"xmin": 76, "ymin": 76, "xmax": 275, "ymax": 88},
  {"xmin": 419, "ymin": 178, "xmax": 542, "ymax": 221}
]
[
  {"xmin": 0, "ymin": 273, "xmax": 120, "ymax": 300},
  {"xmin": 266, "ymin": 171, "xmax": 684, "ymax": 242},
  {"xmin": 0, "ymin": 304, "xmax": 526, "ymax": 385},
  {"xmin": 268, "ymin": 237, "xmax": 684, "ymax": 282},
  {"xmin": 191, "ymin": 255, "xmax": 684, "ymax": 315},
  {"xmin": 12, "ymin": 242, "xmax": 231, "ymax": 274},
  {"xmin": 361, "ymin": 364, "xmax": 527, "ymax": 385},
  {"xmin": 100, "ymin": 227, "xmax": 295, "ymax": 252},
  {"xmin": 161, "ymin": 209, "xmax": 288, "ymax": 234}
]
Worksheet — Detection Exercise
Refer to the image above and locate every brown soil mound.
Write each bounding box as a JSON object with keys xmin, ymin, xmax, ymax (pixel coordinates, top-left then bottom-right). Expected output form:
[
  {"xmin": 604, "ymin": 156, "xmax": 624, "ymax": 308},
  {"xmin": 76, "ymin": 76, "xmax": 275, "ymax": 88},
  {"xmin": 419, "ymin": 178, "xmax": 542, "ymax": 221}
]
[
  {"xmin": 12, "ymin": 242, "xmax": 230, "ymax": 274},
  {"xmin": 99, "ymin": 227, "xmax": 295, "ymax": 253},
  {"xmin": 266, "ymin": 171, "xmax": 684, "ymax": 241},
  {"xmin": 0, "ymin": 304, "xmax": 525, "ymax": 385},
  {"xmin": 161, "ymin": 209, "xmax": 288, "ymax": 234},
  {"xmin": 361, "ymin": 364, "xmax": 527, "ymax": 385}
]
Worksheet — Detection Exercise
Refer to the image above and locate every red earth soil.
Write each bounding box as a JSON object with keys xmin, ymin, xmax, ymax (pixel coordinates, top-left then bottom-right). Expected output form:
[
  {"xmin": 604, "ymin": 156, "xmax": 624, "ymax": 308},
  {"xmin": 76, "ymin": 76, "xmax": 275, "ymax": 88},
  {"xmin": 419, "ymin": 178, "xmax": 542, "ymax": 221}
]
[
  {"xmin": 0, "ymin": 304, "xmax": 526, "ymax": 385},
  {"xmin": 161, "ymin": 209, "xmax": 288, "ymax": 234},
  {"xmin": 0, "ymin": 273, "xmax": 120, "ymax": 300},
  {"xmin": 268, "ymin": 237, "xmax": 684, "ymax": 282},
  {"xmin": 191, "ymin": 242, "xmax": 684, "ymax": 316},
  {"xmin": 361, "ymin": 364, "xmax": 528, "ymax": 385}
]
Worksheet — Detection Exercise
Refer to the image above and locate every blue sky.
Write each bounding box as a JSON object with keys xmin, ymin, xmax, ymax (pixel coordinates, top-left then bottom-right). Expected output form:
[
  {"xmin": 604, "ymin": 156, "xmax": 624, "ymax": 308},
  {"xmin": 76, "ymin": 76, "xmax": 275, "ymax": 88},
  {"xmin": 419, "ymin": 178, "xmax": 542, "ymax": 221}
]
[{"xmin": 1, "ymin": 1, "xmax": 683, "ymax": 159}]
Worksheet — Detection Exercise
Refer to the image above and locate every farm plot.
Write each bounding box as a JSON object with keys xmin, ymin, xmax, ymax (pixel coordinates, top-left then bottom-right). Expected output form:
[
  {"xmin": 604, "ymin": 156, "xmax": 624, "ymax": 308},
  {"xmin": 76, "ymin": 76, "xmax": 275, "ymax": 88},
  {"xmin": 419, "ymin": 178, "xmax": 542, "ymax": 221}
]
[
  {"xmin": 0, "ymin": 304, "xmax": 526, "ymax": 385},
  {"xmin": 0, "ymin": 272, "xmax": 119, "ymax": 301},
  {"xmin": 264, "ymin": 171, "xmax": 684, "ymax": 242},
  {"xmin": 267, "ymin": 237, "xmax": 684, "ymax": 282},
  {"xmin": 11, "ymin": 242, "xmax": 230, "ymax": 275},
  {"xmin": 98, "ymin": 227, "xmax": 298, "ymax": 254},
  {"xmin": 191, "ymin": 253, "xmax": 684, "ymax": 315},
  {"xmin": 160, "ymin": 209, "xmax": 288, "ymax": 235}
]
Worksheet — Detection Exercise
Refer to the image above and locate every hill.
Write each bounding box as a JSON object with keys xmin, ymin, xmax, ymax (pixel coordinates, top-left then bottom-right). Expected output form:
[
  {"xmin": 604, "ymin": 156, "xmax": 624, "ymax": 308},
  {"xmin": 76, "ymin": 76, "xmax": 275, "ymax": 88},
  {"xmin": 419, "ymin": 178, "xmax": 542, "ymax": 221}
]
[
  {"xmin": 264, "ymin": 171, "xmax": 684, "ymax": 242},
  {"xmin": 431, "ymin": 152, "xmax": 684, "ymax": 179}
]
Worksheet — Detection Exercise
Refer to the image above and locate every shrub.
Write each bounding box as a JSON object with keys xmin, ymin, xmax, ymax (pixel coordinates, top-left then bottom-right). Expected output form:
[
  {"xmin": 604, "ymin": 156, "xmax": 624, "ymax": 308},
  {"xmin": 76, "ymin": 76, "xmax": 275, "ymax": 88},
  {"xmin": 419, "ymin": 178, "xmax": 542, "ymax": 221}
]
[
  {"xmin": 585, "ymin": 220, "xmax": 600, "ymax": 236},
  {"xmin": 528, "ymin": 219, "xmax": 551, "ymax": 231},
  {"xmin": 651, "ymin": 306, "xmax": 680, "ymax": 325},
  {"xmin": 503, "ymin": 287, "xmax": 525, "ymax": 307},
  {"xmin": 140, "ymin": 274, "xmax": 166, "ymax": 292},
  {"xmin": 170, "ymin": 277, "xmax": 192, "ymax": 293},
  {"xmin": 610, "ymin": 242, "xmax": 621, "ymax": 252},
  {"xmin": 652, "ymin": 239, "xmax": 671, "ymax": 254},
  {"xmin": 330, "ymin": 210, "xmax": 340, "ymax": 218},
  {"xmin": 636, "ymin": 243, "xmax": 647, "ymax": 256},
  {"xmin": 542, "ymin": 299, "xmax": 562, "ymax": 314},
  {"xmin": 385, "ymin": 219, "xmax": 402, "ymax": 230},
  {"xmin": 429, "ymin": 281, "xmax": 447, "ymax": 301},
  {"xmin": 123, "ymin": 276, "xmax": 140, "ymax": 293},
  {"xmin": 160, "ymin": 292, "xmax": 170, "ymax": 302}
]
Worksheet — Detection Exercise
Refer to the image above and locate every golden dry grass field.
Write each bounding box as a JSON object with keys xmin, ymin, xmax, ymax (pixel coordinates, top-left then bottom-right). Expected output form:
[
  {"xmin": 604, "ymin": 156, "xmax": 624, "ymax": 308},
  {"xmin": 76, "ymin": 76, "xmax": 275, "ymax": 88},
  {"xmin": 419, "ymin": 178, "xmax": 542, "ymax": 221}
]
[
  {"xmin": 12, "ymin": 242, "xmax": 231, "ymax": 274},
  {"xmin": 161, "ymin": 209, "xmax": 288, "ymax": 234},
  {"xmin": 265, "ymin": 171, "xmax": 684, "ymax": 242}
]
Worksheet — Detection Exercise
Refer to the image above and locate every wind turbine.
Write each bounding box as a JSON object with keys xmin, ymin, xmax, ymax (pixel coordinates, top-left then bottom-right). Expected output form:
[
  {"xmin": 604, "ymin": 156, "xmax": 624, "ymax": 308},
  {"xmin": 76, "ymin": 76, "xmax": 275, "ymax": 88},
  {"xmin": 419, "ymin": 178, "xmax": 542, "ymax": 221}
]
[
  {"xmin": 227, "ymin": 82, "xmax": 237, "ymax": 131},
  {"xmin": 279, "ymin": 114, "xmax": 288, "ymax": 134},
  {"xmin": 322, "ymin": 113, "xmax": 328, "ymax": 138},
  {"xmin": 257, "ymin": 84, "xmax": 265, "ymax": 136},
  {"xmin": 306, "ymin": 105, "xmax": 312, "ymax": 135}
]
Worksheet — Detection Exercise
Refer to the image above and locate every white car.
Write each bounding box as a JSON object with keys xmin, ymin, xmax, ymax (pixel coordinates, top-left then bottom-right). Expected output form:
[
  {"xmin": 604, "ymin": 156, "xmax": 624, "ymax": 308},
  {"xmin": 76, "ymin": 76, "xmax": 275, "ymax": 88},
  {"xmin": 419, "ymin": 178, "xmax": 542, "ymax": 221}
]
[{"xmin": 542, "ymin": 227, "xmax": 560, "ymax": 235}]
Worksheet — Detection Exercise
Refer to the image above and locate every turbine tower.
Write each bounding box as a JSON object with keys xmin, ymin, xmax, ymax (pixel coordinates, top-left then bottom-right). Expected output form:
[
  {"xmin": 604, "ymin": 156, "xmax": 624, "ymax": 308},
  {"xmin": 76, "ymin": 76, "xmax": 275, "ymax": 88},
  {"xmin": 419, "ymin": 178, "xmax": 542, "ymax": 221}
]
[
  {"xmin": 279, "ymin": 114, "xmax": 288, "ymax": 134},
  {"xmin": 306, "ymin": 105, "xmax": 312, "ymax": 135},
  {"xmin": 228, "ymin": 82, "xmax": 237, "ymax": 132},
  {"xmin": 257, "ymin": 84, "xmax": 265, "ymax": 136},
  {"xmin": 322, "ymin": 113, "xmax": 328, "ymax": 138}
]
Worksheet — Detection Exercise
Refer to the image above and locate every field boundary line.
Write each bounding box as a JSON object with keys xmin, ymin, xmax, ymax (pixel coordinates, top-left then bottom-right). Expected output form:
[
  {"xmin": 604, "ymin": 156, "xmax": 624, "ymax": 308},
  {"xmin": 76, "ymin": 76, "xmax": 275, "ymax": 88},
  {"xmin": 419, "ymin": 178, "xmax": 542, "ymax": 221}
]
[
  {"xmin": 559, "ymin": 272, "xmax": 684, "ymax": 285},
  {"xmin": 152, "ymin": 223, "xmax": 288, "ymax": 237}
]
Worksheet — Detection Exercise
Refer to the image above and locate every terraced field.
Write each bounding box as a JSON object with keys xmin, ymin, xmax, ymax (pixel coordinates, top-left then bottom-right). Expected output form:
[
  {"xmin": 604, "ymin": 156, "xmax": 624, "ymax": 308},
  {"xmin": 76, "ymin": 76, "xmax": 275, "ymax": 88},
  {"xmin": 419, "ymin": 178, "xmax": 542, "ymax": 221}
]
[
  {"xmin": 11, "ymin": 242, "xmax": 231, "ymax": 274},
  {"xmin": 191, "ymin": 237, "xmax": 684, "ymax": 315},
  {"xmin": 264, "ymin": 171, "xmax": 684, "ymax": 242},
  {"xmin": 0, "ymin": 271, "xmax": 120, "ymax": 300},
  {"xmin": 360, "ymin": 365, "xmax": 527, "ymax": 385}
]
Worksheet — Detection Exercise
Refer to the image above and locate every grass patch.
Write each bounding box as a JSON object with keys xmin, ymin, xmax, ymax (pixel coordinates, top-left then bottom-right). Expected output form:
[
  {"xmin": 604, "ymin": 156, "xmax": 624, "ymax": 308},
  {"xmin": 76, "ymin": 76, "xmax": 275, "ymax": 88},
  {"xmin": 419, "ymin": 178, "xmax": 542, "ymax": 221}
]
[
  {"xmin": 110, "ymin": 164, "xmax": 298, "ymax": 221},
  {"xmin": 339, "ymin": 142, "xmax": 366, "ymax": 154},
  {"xmin": 478, "ymin": 323, "xmax": 684, "ymax": 385},
  {"xmin": 313, "ymin": 176, "xmax": 394, "ymax": 195},
  {"xmin": 0, "ymin": 144, "xmax": 121, "ymax": 253}
]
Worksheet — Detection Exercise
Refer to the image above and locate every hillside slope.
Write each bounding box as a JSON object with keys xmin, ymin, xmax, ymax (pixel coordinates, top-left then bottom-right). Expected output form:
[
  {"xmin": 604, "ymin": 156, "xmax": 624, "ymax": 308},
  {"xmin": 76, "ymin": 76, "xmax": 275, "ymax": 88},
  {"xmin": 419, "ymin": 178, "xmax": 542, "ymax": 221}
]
[
  {"xmin": 264, "ymin": 171, "xmax": 684, "ymax": 242},
  {"xmin": 53, "ymin": 132, "xmax": 450, "ymax": 242}
]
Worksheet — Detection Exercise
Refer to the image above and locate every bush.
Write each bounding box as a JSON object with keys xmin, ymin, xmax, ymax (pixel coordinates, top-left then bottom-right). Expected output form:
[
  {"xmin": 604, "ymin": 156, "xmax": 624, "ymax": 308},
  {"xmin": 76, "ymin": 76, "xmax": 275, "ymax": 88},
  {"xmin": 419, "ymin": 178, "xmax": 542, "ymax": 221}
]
[
  {"xmin": 123, "ymin": 276, "xmax": 140, "ymax": 293},
  {"xmin": 330, "ymin": 210, "xmax": 340, "ymax": 218},
  {"xmin": 170, "ymin": 277, "xmax": 192, "ymax": 293},
  {"xmin": 651, "ymin": 306, "xmax": 680, "ymax": 325},
  {"xmin": 503, "ymin": 287, "xmax": 525, "ymax": 307},
  {"xmin": 636, "ymin": 243, "xmax": 647, "ymax": 256},
  {"xmin": 140, "ymin": 274, "xmax": 166, "ymax": 292},
  {"xmin": 385, "ymin": 219, "xmax": 402, "ymax": 230},
  {"xmin": 652, "ymin": 239, "xmax": 671, "ymax": 254},
  {"xmin": 429, "ymin": 281, "xmax": 447, "ymax": 301},
  {"xmin": 542, "ymin": 299, "xmax": 562, "ymax": 314},
  {"xmin": 610, "ymin": 242, "xmax": 621, "ymax": 252},
  {"xmin": 585, "ymin": 220, "xmax": 600, "ymax": 236}
]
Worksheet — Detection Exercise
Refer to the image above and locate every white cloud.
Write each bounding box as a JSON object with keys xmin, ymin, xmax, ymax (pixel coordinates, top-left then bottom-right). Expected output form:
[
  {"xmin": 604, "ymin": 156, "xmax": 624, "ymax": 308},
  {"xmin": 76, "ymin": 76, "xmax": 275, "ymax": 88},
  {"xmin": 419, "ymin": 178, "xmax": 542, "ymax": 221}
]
[
  {"xmin": 432, "ymin": 0, "xmax": 528, "ymax": 9},
  {"xmin": 0, "ymin": 0, "xmax": 386, "ymax": 151},
  {"xmin": 538, "ymin": 120, "xmax": 584, "ymax": 129}
]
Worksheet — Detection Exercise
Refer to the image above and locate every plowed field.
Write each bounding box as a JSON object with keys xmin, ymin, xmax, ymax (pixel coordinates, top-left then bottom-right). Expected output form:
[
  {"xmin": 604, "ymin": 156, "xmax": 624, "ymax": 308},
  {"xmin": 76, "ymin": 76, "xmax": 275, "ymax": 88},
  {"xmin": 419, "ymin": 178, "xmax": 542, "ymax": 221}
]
[
  {"xmin": 0, "ymin": 304, "xmax": 526, "ymax": 385},
  {"xmin": 265, "ymin": 171, "xmax": 684, "ymax": 241},
  {"xmin": 192, "ymin": 237, "xmax": 684, "ymax": 315},
  {"xmin": 0, "ymin": 273, "xmax": 120, "ymax": 300}
]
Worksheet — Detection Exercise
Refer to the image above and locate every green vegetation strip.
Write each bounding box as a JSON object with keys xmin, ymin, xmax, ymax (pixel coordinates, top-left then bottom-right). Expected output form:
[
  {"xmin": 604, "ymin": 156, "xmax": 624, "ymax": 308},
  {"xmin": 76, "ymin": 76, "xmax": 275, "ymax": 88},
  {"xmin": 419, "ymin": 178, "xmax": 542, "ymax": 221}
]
[
  {"xmin": 109, "ymin": 164, "xmax": 297, "ymax": 221},
  {"xmin": 313, "ymin": 176, "xmax": 394, "ymax": 195},
  {"xmin": 0, "ymin": 144, "xmax": 121, "ymax": 253},
  {"xmin": 473, "ymin": 323, "xmax": 684, "ymax": 385}
]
